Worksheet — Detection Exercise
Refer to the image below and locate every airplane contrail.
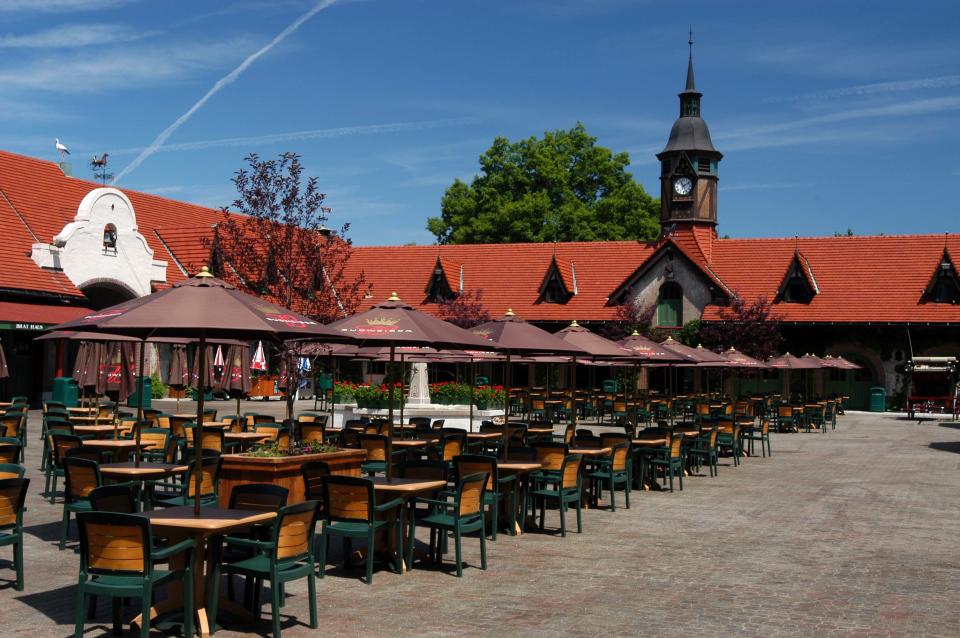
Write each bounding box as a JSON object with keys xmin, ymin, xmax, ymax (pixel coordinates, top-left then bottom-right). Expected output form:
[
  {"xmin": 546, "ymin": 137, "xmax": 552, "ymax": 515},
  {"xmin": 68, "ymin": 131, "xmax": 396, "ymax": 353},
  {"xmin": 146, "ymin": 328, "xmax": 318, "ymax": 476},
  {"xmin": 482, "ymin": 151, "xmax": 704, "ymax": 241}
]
[
  {"xmin": 113, "ymin": 0, "xmax": 339, "ymax": 184},
  {"xmin": 109, "ymin": 118, "xmax": 479, "ymax": 155}
]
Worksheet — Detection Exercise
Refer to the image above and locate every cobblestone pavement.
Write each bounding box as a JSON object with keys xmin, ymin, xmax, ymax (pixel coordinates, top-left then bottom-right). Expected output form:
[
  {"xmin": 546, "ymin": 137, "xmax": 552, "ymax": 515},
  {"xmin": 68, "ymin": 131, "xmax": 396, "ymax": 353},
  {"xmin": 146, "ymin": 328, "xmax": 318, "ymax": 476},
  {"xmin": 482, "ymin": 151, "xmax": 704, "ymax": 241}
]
[{"xmin": 4, "ymin": 406, "xmax": 959, "ymax": 637}]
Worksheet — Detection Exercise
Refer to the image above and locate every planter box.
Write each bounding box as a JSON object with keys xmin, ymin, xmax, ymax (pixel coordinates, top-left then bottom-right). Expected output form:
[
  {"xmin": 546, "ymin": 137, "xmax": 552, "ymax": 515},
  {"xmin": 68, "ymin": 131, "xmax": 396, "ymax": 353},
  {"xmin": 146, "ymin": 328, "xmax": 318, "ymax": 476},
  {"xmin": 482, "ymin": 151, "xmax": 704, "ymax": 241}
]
[{"xmin": 218, "ymin": 448, "xmax": 366, "ymax": 507}]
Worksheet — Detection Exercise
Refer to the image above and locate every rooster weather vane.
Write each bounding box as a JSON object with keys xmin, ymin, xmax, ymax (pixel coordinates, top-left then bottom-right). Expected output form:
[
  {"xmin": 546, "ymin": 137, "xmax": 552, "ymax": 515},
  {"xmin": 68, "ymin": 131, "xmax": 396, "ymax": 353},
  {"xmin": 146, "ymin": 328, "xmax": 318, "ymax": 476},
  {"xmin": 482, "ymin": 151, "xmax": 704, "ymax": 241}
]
[{"xmin": 90, "ymin": 152, "xmax": 113, "ymax": 185}]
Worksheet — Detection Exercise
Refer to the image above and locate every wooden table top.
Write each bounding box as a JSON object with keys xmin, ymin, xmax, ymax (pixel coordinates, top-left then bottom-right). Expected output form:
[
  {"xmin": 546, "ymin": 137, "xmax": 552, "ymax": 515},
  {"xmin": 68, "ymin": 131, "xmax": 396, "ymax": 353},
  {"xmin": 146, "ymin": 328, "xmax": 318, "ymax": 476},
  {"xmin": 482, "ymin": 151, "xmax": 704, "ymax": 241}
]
[
  {"xmin": 632, "ymin": 438, "xmax": 668, "ymax": 447},
  {"xmin": 497, "ymin": 461, "xmax": 544, "ymax": 473},
  {"xmin": 143, "ymin": 505, "xmax": 276, "ymax": 531},
  {"xmin": 224, "ymin": 432, "xmax": 272, "ymax": 442},
  {"xmin": 569, "ymin": 447, "xmax": 612, "ymax": 456},
  {"xmin": 391, "ymin": 439, "xmax": 430, "ymax": 449},
  {"xmin": 466, "ymin": 432, "xmax": 503, "ymax": 440},
  {"xmin": 73, "ymin": 424, "xmax": 119, "ymax": 436},
  {"xmin": 526, "ymin": 427, "xmax": 555, "ymax": 434},
  {"xmin": 70, "ymin": 416, "xmax": 114, "ymax": 424},
  {"xmin": 100, "ymin": 462, "xmax": 188, "ymax": 478},
  {"xmin": 82, "ymin": 439, "xmax": 152, "ymax": 449},
  {"xmin": 370, "ymin": 477, "xmax": 447, "ymax": 493},
  {"xmin": 67, "ymin": 407, "xmax": 95, "ymax": 414}
]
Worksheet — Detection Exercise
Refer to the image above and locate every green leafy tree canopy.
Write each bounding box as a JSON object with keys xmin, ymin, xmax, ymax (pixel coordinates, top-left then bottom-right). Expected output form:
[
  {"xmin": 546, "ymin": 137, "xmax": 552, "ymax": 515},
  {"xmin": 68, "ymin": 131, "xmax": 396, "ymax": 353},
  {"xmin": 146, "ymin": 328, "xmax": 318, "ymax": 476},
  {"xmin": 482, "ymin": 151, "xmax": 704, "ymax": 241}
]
[{"xmin": 427, "ymin": 123, "xmax": 660, "ymax": 244}]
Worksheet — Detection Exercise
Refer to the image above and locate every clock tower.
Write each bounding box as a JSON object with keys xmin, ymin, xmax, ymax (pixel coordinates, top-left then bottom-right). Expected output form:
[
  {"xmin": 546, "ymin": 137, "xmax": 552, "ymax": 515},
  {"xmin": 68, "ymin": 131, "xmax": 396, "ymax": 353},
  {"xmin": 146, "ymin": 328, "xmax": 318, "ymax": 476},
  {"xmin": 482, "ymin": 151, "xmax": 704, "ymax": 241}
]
[{"xmin": 656, "ymin": 33, "xmax": 722, "ymax": 234}]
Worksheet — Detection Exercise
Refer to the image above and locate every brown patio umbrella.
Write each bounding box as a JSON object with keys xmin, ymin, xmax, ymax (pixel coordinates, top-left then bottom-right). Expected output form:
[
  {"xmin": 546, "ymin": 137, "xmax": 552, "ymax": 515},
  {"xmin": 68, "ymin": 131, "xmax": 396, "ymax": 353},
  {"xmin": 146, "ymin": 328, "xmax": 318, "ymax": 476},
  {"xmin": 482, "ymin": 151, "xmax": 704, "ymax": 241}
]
[
  {"xmin": 552, "ymin": 321, "xmax": 635, "ymax": 429},
  {"xmin": 168, "ymin": 344, "xmax": 188, "ymax": 412},
  {"xmin": 767, "ymin": 352, "xmax": 822, "ymax": 401},
  {"xmin": 217, "ymin": 343, "xmax": 252, "ymax": 420},
  {"xmin": 470, "ymin": 310, "xmax": 587, "ymax": 457},
  {"xmin": 659, "ymin": 337, "xmax": 731, "ymax": 366},
  {"xmin": 612, "ymin": 331, "xmax": 688, "ymax": 427},
  {"xmin": 722, "ymin": 347, "xmax": 768, "ymax": 368},
  {"xmin": 327, "ymin": 293, "xmax": 497, "ymax": 476},
  {"xmin": 48, "ymin": 266, "xmax": 352, "ymax": 514}
]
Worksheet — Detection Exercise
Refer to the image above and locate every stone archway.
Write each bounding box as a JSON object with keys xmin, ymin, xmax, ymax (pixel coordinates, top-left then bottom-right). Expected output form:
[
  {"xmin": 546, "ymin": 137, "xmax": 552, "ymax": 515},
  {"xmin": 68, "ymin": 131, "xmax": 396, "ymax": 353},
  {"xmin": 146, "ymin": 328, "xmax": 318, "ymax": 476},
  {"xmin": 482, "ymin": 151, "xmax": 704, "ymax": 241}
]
[{"xmin": 825, "ymin": 343, "xmax": 885, "ymax": 410}]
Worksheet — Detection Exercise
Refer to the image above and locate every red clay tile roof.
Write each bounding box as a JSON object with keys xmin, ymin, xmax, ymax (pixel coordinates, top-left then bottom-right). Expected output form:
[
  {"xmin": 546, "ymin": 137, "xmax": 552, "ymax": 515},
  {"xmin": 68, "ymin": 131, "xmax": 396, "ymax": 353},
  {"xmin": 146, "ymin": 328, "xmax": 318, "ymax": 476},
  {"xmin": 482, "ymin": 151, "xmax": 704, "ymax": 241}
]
[
  {"xmin": 0, "ymin": 301, "xmax": 90, "ymax": 325},
  {"xmin": 0, "ymin": 149, "xmax": 222, "ymax": 295},
  {"xmin": 345, "ymin": 241, "xmax": 658, "ymax": 321},
  {"xmin": 703, "ymin": 234, "xmax": 960, "ymax": 323}
]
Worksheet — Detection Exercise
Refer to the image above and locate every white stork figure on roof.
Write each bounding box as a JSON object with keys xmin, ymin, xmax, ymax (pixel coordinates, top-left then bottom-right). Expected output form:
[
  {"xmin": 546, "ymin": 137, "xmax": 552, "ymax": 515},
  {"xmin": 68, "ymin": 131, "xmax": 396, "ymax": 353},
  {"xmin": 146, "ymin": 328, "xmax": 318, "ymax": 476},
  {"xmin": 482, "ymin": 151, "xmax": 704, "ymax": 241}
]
[{"xmin": 55, "ymin": 138, "xmax": 70, "ymax": 162}]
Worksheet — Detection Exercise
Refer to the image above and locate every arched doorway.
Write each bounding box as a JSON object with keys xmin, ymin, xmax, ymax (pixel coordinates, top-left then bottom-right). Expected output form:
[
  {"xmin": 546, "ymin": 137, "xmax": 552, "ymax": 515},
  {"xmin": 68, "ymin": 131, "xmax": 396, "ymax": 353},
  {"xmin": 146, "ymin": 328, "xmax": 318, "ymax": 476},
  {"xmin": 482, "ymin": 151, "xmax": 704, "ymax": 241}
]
[{"xmin": 81, "ymin": 279, "xmax": 138, "ymax": 310}]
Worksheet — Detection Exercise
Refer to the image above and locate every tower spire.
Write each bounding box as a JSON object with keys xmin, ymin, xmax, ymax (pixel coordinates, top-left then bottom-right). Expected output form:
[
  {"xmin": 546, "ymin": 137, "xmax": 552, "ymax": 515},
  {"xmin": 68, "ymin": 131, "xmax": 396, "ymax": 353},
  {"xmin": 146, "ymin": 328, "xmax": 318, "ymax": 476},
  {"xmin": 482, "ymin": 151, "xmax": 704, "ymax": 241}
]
[{"xmin": 686, "ymin": 26, "xmax": 696, "ymax": 91}]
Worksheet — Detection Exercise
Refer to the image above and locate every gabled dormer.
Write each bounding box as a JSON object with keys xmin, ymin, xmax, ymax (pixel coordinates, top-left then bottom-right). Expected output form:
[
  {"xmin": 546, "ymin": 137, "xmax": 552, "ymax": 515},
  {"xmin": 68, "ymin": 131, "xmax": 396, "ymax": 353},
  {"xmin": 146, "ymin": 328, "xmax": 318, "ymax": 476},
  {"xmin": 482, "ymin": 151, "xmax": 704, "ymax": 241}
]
[
  {"xmin": 923, "ymin": 249, "xmax": 960, "ymax": 304},
  {"xmin": 425, "ymin": 256, "xmax": 460, "ymax": 303},
  {"xmin": 776, "ymin": 251, "xmax": 818, "ymax": 304},
  {"xmin": 538, "ymin": 255, "xmax": 576, "ymax": 304}
]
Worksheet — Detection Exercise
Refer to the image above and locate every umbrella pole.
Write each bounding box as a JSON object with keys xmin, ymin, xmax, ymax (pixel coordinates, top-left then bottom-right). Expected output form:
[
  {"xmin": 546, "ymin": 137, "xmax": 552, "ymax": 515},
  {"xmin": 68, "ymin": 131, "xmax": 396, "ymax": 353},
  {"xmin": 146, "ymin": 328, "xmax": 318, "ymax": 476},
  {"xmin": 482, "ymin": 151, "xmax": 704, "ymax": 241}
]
[
  {"xmin": 387, "ymin": 344, "xmax": 395, "ymax": 480},
  {"xmin": 503, "ymin": 353, "xmax": 512, "ymax": 460},
  {"xmin": 469, "ymin": 358, "xmax": 475, "ymax": 433},
  {"xmin": 399, "ymin": 354, "xmax": 405, "ymax": 426},
  {"xmin": 134, "ymin": 342, "xmax": 145, "ymax": 468},
  {"xmin": 329, "ymin": 355, "xmax": 337, "ymax": 433},
  {"xmin": 194, "ymin": 332, "xmax": 207, "ymax": 517},
  {"xmin": 570, "ymin": 355, "xmax": 577, "ymax": 430}
]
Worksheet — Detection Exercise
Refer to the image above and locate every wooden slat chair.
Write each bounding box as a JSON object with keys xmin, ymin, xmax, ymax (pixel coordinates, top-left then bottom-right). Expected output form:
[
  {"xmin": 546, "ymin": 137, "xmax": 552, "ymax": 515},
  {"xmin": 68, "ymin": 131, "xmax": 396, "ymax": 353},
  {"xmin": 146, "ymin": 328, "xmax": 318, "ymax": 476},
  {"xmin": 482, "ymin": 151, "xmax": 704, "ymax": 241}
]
[
  {"xmin": 396, "ymin": 460, "xmax": 449, "ymax": 533},
  {"xmin": 222, "ymin": 484, "xmax": 290, "ymax": 605},
  {"xmin": 47, "ymin": 432, "xmax": 84, "ymax": 503},
  {"xmin": 213, "ymin": 501, "xmax": 319, "ymax": 638},
  {"xmin": 648, "ymin": 433, "xmax": 684, "ymax": 492},
  {"xmin": 553, "ymin": 422, "xmax": 576, "ymax": 446},
  {"xmin": 153, "ymin": 456, "xmax": 222, "ymax": 509},
  {"xmin": 357, "ymin": 434, "xmax": 392, "ymax": 476},
  {"xmin": 60, "ymin": 457, "xmax": 101, "ymax": 550},
  {"xmin": 0, "ymin": 477, "xmax": 29, "ymax": 590},
  {"xmin": 318, "ymin": 476, "xmax": 404, "ymax": 585},
  {"xmin": 530, "ymin": 441, "xmax": 567, "ymax": 489},
  {"xmin": 409, "ymin": 472, "xmax": 488, "ymax": 577},
  {"xmin": 44, "ymin": 401, "xmax": 66, "ymax": 414},
  {"xmin": 0, "ymin": 443, "xmax": 21, "ymax": 465},
  {"xmin": 338, "ymin": 427, "xmax": 361, "ymax": 449},
  {"xmin": 0, "ymin": 463, "xmax": 24, "ymax": 480},
  {"xmin": 804, "ymin": 404, "xmax": 826, "ymax": 433},
  {"xmin": 688, "ymin": 425, "xmax": 719, "ymax": 477},
  {"xmin": 776, "ymin": 405, "xmax": 796, "ymax": 432},
  {"xmin": 301, "ymin": 461, "xmax": 330, "ymax": 517},
  {"xmin": 428, "ymin": 431, "xmax": 467, "ymax": 473},
  {"xmin": 201, "ymin": 408, "xmax": 218, "ymax": 423},
  {"xmin": 742, "ymin": 418, "xmax": 772, "ymax": 458},
  {"xmin": 300, "ymin": 422, "xmax": 326, "ymax": 445},
  {"xmin": 586, "ymin": 442, "xmax": 631, "ymax": 511},
  {"xmin": 454, "ymin": 455, "xmax": 516, "ymax": 540},
  {"xmin": 0, "ymin": 415, "xmax": 23, "ymax": 461},
  {"xmin": 74, "ymin": 511, "xmax": 195, "ymax": 638},
  {"xmin": 716, "ymin": 419, "xmax": 743, "ymax": 467},
  {"xmin": 254, "ymin": 424, "xmax": 290, "ymax": 448},
  {"xmin": 88, "ymin": 484, "xmax": 137, "ymax": 514},
  {"xmin": 529, "ymin": 454, "xmax": 583, "ymax": 537},
  {"xmin": 135, "ymin": 428, "xmax": 173, "ymax": 464},
  {"xmin": 155, "ymin": 413, "xmax": 173, "ymax": 429}
]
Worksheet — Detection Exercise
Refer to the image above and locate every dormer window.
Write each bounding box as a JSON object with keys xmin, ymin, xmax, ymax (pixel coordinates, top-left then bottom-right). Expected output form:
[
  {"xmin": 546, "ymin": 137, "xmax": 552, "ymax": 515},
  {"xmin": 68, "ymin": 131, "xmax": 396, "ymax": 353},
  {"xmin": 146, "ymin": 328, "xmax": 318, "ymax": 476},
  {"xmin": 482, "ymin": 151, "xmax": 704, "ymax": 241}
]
[
  {"xmin": 102, "ymin": 224, "xmax": 117, "ymax": 251},
  {"xmin": 777, "ymin": 252, "xmax": 818, "ymax": 304},
  {"xmin": 925, "ymin": 250, "xmax": 960, "ymax": 304},
  {"xmin": 426, "ymin": 265, "xmax": 454, "ymax": 302},
  {"xmin": 425, "ymin": 257, "xmax": 459, "ymax": 303},
  {"xmin": 539, "ymin": 257, "xmax": 575, "ymax": 304}
]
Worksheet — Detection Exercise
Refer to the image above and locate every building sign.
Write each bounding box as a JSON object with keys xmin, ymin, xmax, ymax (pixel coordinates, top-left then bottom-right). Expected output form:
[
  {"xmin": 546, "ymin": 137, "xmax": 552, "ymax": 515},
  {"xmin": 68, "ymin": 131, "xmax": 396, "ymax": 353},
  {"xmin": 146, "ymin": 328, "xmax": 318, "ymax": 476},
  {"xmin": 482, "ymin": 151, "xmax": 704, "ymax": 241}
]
[{"xmin": 0, "ymin": 322, "xmax": 52, "ymax": 331}]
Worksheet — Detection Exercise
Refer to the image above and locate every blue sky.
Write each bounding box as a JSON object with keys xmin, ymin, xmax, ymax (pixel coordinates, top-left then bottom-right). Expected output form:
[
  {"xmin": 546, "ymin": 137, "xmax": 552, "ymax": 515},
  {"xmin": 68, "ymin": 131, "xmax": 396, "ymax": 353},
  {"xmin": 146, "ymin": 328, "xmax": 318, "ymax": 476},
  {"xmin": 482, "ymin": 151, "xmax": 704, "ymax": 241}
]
[{"xmin": 2, "ymin": 0, "xmax": 959, "ymax": 245}]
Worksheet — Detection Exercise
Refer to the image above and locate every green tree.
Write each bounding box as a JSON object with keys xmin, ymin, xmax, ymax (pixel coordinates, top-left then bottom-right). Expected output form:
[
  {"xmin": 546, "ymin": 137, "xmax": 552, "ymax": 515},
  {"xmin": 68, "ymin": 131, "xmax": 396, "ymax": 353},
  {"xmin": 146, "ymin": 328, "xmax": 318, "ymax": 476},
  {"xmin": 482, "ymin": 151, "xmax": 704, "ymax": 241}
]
[{"xmin": 427, "ymin": 123, "xmax": 660, "ymax": 244}]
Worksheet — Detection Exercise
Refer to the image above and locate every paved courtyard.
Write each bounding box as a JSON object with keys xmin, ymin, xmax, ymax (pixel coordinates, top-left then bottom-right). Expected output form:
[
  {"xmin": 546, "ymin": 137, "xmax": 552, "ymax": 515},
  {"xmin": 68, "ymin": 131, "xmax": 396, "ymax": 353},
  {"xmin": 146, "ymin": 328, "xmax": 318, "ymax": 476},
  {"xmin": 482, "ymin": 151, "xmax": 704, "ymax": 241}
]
[{"xmin": 4, "ymin": 406, "xmax": 959, "ymax": 637}]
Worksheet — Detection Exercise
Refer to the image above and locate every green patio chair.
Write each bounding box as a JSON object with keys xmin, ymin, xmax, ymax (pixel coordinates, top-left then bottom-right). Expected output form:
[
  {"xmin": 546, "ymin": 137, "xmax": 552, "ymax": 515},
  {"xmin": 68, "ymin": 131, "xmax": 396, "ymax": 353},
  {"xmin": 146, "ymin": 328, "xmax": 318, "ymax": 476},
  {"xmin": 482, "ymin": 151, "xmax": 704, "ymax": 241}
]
[
  {"xmin": 318, "ymin": 475, "xmax": 403, "ymax": 585},
  {"xmin": 529, "ymin": 454, "xmax": 584, "ymax": 537},
  {"xmin": 74, "ymin": 511, "xmax": 195, "ymax": 638},
  {"xmin": 648, "ymin": 433, "xmax": 684, "ymax": 491},
  {"xmin": 409, "ymin": 471, "xmax": 488, "ymax": 577},
  {"xmin": 688, "ymin": 425, "xmax": 719, "ymax": 476},
  {"xmin": 454, "ymin": 455, "xmax": 517, "ymax": 539},
  {"xmin": 586, "ymin": 442, "xmax": 631, "ymax": 511},
  {"xmin": 213, "ymin": 501, "xmax": 319, "ymax": 638},
  {"xmin": 0, "ymin": 477, "xmax": 29, "ymax": 590}
]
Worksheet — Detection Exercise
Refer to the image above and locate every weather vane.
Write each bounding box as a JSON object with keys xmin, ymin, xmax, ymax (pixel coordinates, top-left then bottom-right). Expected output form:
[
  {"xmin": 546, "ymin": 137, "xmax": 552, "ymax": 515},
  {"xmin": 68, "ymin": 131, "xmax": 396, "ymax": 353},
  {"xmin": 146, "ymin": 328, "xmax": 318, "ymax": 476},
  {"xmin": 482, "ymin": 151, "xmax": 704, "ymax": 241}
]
[{"xmin": 90, "ymin": 152, "xmax": 113, "ymax": 185}]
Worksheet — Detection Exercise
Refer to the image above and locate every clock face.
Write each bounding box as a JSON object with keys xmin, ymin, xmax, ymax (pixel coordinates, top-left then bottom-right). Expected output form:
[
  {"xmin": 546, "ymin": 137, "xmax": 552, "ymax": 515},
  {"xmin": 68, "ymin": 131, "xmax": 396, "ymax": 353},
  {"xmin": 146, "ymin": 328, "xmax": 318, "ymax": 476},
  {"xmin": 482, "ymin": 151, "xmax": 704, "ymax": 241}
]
[{"xmin": 674, "ymin": 177, "xmax": 693, "ymax": 196}]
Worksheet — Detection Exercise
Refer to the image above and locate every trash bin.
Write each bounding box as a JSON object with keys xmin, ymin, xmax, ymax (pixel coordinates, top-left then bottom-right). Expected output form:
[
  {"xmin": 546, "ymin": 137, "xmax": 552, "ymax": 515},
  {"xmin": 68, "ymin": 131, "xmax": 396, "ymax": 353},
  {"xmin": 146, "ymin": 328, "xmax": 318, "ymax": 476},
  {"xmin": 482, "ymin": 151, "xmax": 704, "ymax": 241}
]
[
  {"xmin": 128, "ymin": 376, "xmax": 152, "ymax": 409},
  {"xmin": 868, "ymin": 386, "xmax": 886, "ymax": 412},
  {"xmin": 190, "ymin": 388, "xmax": 214, "ymax": 402},
  {"xmin": 474, "ymin": 376, "xmax": 489, "ymax": 386},
  {"xmin": 52, "ymin": 376, "xmax": 79, "ymax": 407},
  {"xmin": 603, "ymin": 379, "xmax": 619, "ymax": 393}
]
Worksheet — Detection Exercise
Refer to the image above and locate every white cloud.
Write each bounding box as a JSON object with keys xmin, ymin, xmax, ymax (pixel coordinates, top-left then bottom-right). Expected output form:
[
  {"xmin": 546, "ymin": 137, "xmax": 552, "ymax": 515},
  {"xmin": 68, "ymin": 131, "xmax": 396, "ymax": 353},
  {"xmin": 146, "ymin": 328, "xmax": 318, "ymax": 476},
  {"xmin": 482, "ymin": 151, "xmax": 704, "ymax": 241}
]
[
  {"xmin": 0, "ymin": 0, "xmax": 133, "ymax": 12},
  {"xmin": 0, "ymin": 23, "xmax": 151, "ymax": 48},
  {"xmin": 0, "ymin": 38, "xmax": 254, "ymax": 93}
]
